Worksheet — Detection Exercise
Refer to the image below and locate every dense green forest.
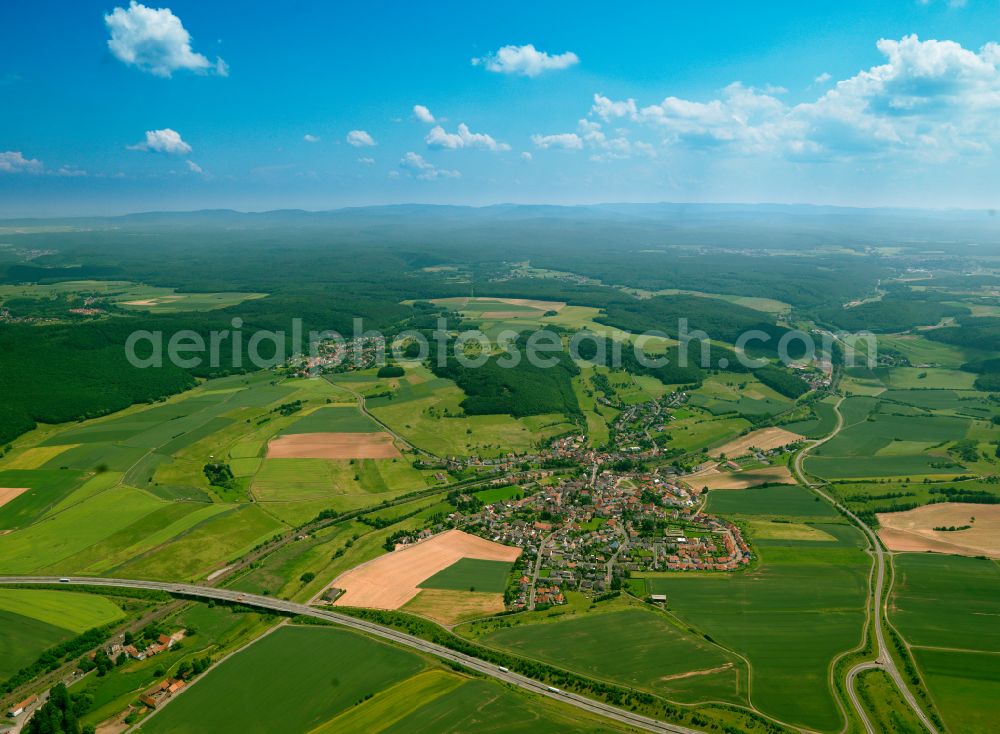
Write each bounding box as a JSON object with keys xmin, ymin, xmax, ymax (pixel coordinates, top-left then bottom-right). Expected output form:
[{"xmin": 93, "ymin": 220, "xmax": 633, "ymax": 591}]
[
  {"xmin": 817, "ymin": 293, "xmax": 969, "ymax": 333},
  {"xmin": 431, "ymin": 338, "xmax": 582, "ymax": 419}
]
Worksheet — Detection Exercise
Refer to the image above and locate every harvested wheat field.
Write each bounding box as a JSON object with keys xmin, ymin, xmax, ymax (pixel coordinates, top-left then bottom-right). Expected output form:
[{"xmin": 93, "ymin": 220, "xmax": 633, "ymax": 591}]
[
  {"xmin": 878, "ymin": 503, "xmax": 1000, "ymax": 559},
  {"xmin": 402, "ymin": 589, "xmax": 506, "ymax": 625},
  {"xmin": 711, "ymin": 427, "xmax": 805, "ymax": 458},
  {"xmin": 703, "ymin": 466, "xmax": 793, "ymax": 490},
  {"xmin": 0, "ymin": 487, "xmax": 30, "ymax": 509},
  {"xmin": 686, "ymin": 465, "xmax": 794, "ymax": 491},
  {"xmin": 267, "ymin": 432, "xmax": 400, "ymax": 459},
  {"xmin": 330, "ymin": 529, "xmax": 521, "ymax": 609}
]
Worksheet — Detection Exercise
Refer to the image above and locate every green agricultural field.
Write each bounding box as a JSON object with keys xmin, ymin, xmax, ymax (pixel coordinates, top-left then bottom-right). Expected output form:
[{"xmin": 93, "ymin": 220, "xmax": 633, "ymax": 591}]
[
  {"xmin": 419, "ymin": 558, "xmax": 513, "ymax": 593},
  {"xmin": 111, "ymin": 504, "xmax": 285, "ymax": 581},
  {"xmin": 0, "ymin": 485, "xmax": 167, "ymax": 572},
  {"xmin": 381, "ymin": 678, "xmax": 631, "ymax": 734},
  {"xmin": 647, "ymin": 534, "xmax": 869, "ymax": 730},
  {"xmin": 0, "ymin": 589, "xmax": 125, "ymax": 680},
  {"xmin": 282, "ymin": 406, "xmax": 380, "ymax": 433},
  {"xmin": 369, "ymin": 378, "xmax": 572, "ymax": 457},
  {"xmin": 910, "ymin": 648, "xmax": 1000, "ymax": 734},
  {"xmin": 0, "ymin": 607, "xmax": 72, "ymax": 680},
  {"xmin": 0, "ymin": 468, "xmax": 86, "ymax": 529},
  {"xmin": 139, "ymin": 626, "xmax": 425, "ymax": 734},
  {"xmin": 891, "ymin": 554, "xmax": 1000, "ymax": 652},
  {"xmin": 705, "ymin": 485, "xmax": 838, "ymax": 518},
  {"xmin": 876, "ymin": 335, "xmax": 970, "ymax": 369},
  {"xmin": 474, "ymin": 606, "xmax": 745, "ymax": 705},
  {"xmin": 0, "ymin": 589, "xmax": 124, "ymax": 632},
  {"xmin": 783, "ymin": 400, "xmax": 839, "ymax": 438}
]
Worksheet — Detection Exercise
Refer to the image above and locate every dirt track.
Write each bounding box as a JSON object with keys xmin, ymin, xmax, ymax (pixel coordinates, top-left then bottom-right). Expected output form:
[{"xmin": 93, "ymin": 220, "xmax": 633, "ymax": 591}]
[
  {"xmin": 330, "ymin": 529, "xmax": 521, "ymax": 609},
  {"xmin": 878, "ymin": 503, "xmax": 1000, "ymax": 559},
  {"xmin": 267, "ymin": 432, "xmax": 401, "ymax": 459}
]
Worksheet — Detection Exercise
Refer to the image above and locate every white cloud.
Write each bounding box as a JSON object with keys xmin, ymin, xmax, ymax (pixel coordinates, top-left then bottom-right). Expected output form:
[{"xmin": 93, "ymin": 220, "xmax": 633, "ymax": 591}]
[
  {"xmin": 472, "ymin": 44, "xmax": 579, "ymax": 77},
  {"xmin": 347, "ymin": 130, "xmax": 376, "ymax": 147},
  {"xmin": 592, "ymin": 94, "xmax": 638, "ymax": 121},
  {"xmin": 358, "ymin": 156, "xmax": 375, "ymax": 165},
  {"xmin": 814, "ymin": 72, "xmax": 832, "ymax": 84},
  {"xmin": 0, "ymin": 151, "xmax": 43, "ymax": 173},
  {"xmin": 55, "ymin": 165, "xmax": 87, "ymax": 177},
  {"xmin": 531, "ymin": 132, "xmax": 583, "ymax": 150},
  {"xmin": 186, "ymin": 160, "xmax": 203, "ymax": 174},
  {"xmin": 399, "ymin": 152, "xmax": 460, "ymax": 180},
  {"xmin": 413, "ymin": 105, "xmax": 436, "ymax": 123},
  {"xmin": 105, "ymin": 2, "xmax": 226, "ymax": 78},
  {"xmin": 127, "ymin": 128, "xmax": 192, "ymax": 155},
  {"xmin": 425, "ymin": 123, "xmax": 510, "ymax": 151},
  {"xmin": 582, "ymin": 36, "xmax": 1000, "ymax": 162},
  {"xmin": 303, "ymin": 134, "xmax": 320, "ymax": 143},
  {"xmin": 520, "ymin": 151, "xmax": 533, "ymax": 161}
]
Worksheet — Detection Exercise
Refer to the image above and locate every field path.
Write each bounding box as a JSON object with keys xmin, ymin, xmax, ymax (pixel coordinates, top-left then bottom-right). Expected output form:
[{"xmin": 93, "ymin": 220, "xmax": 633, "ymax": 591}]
[
  {"xmin": 322, "ymin": 376, "xmax": 438, "ymax": 459},
  {"xmin": 792, "ymin": 395, "xmax": 939, "ymax": 734}
]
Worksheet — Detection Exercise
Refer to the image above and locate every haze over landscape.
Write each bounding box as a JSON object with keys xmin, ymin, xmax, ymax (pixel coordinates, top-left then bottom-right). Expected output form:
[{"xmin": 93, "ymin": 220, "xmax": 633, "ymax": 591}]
[{"xmin": 1, "ymin": 3, "xmax": 1000, "ymax": 734}]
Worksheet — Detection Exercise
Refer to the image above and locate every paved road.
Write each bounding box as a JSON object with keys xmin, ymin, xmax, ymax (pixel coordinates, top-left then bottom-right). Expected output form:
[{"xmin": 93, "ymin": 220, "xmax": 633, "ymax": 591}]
[
  {"xmin": 792, "ymin": 398, "xmax": 938, "ymax": 734},
  {"xmin": 0, "ymin": 576, "xmax": 701, "ymax": 734},
  {"xmin": 845, "ymin": 661, "xmax": 881, "ymax": 734}
]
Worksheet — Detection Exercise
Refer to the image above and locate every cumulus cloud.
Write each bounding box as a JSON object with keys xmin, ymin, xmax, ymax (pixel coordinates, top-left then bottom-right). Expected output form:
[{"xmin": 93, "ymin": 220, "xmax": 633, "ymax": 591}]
[
  {"xmin": 399, "ymin": 152, "xmax": 460, "ymax": 180},
  {"xmin": 0, "ymin": 151, "xmax": 43, "ymax": 173},
  {"xmin": 472, "ymin": 44, "xmax": 579, "ymax": 77},
  {"xmin": 425, "ymin": 123, "xmax": 510, "ymax": 151},
  {"xmin": 531, "ymin": 132, "xmax": 583, "ymax": 150},
  {"xmin": 185, "ymin": 160, "xmax": 203, "ymax": 174},
  {"xmin": 521, "ymin": 151, "xmax": 533, "ymax": 161},
  {"xmin": 814, "ymin": 72, "xmax": 832, "ymax": 84},
  {"xmin": 105, "ymin": 2, "xmax": 226, "ymax": 78},
  {"xmin": 413, "ymin": 105, "xmax": 436, "ymax": 123},
  {"xmin": 127, "ymin": 128, "xmax": 192, "ymax": 155},
  {"xmin": 303, "ymin": 134, "xmax": 320, "ymax": 143},
  {"xmin": 584, "ymin": 35, "xmax": 1000, "ymax": 162},
  {"xmin": 346, "ymin": 130, "xmax": 376, "ymax": 147},
  {"xmin": 358, "ymin": 156, "xmax": 375, "ymax": 165}
]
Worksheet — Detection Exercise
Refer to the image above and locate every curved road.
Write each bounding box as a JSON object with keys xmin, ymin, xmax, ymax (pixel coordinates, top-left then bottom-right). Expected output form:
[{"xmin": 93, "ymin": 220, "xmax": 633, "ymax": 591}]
[
  {"xmin": 792, "ymin": 398, "xmax": 937, "ymax": 734},
  {"xmin": 0, "ymin": 576, "xmax": 700, "ymax": 734}
]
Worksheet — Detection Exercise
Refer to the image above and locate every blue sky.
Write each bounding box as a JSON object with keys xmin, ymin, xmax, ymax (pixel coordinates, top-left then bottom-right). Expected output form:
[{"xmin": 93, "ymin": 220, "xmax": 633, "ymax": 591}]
[{"xmin": 2, "ymin": 0, "xmax": 1000, "ymax": 215}]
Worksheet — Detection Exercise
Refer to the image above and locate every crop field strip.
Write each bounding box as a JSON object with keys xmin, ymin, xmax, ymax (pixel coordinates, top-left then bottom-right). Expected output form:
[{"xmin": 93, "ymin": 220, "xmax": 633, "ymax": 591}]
[{"xmin": 890, "ymin": 554, "xmax": 1000, "ymax": 733}]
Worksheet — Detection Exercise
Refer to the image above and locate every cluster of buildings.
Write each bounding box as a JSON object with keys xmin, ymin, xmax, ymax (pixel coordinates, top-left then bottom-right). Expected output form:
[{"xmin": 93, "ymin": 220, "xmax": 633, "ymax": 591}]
[
  {"xmin": 106, "ymin": 629, "xmax": 185, "ymax": 663},
  {"xmin": 287, "ymin": 335, "xmax": 388, "ymax": 377},
  {"xmin": 436, "ymin": 393, "xmax": 752, "ymax": 610},
  {"xmin": 140, "ymin": 677, "xmax": 187, "ymax": 709}
]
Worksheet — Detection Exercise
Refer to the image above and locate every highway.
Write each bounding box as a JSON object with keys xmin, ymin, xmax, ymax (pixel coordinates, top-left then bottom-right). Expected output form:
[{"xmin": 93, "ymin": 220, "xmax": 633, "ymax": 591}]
[
  {"xmin": 0, "ymin": 576, "xmax": 701, "ymax": 734},
  {"xmin": 792, "ymin": 398, "xmax": 938, "ymax": 734}
]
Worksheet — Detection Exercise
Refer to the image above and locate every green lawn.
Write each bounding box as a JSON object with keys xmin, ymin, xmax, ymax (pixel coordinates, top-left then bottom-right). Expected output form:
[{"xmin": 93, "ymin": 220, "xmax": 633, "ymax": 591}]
[
  {"xmin": 139, "ymin": 626, "xmax": 425, "ymax": 734},
  {"xmin": 419, "ymin": 558, "xmax": 513, "ymax": 593}
]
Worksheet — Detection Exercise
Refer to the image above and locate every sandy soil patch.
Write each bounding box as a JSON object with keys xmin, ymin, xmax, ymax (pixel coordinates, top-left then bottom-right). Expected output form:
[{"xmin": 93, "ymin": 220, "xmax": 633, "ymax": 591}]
[
  {"xmin": 659, "ymin": 663, "xmax": 734, "ymax": 682},
  {"xmin": 267, "ymin": 432, "xmax": 400, "ymax": 459},
  {"xmin": 331, "ymin": 529, "xmax": 521, "ymax": 610},
  {"xmin": 878, "ymin": 503, "xmax": 1000, "ymax": 559},
  {"xmin": 402, "ymin": 589, "xmax": 506, "ymax": 625},
  {"xmin": 686, "ymin": 465, "xmax": 794, "ymax": 491},
  {"xmin": 711, "ymin": 427, "xmax": 805, "ymax": 458},
  {"xmin": 0, "ymin": 487, "xmax": 30, "ymax": 509}
]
